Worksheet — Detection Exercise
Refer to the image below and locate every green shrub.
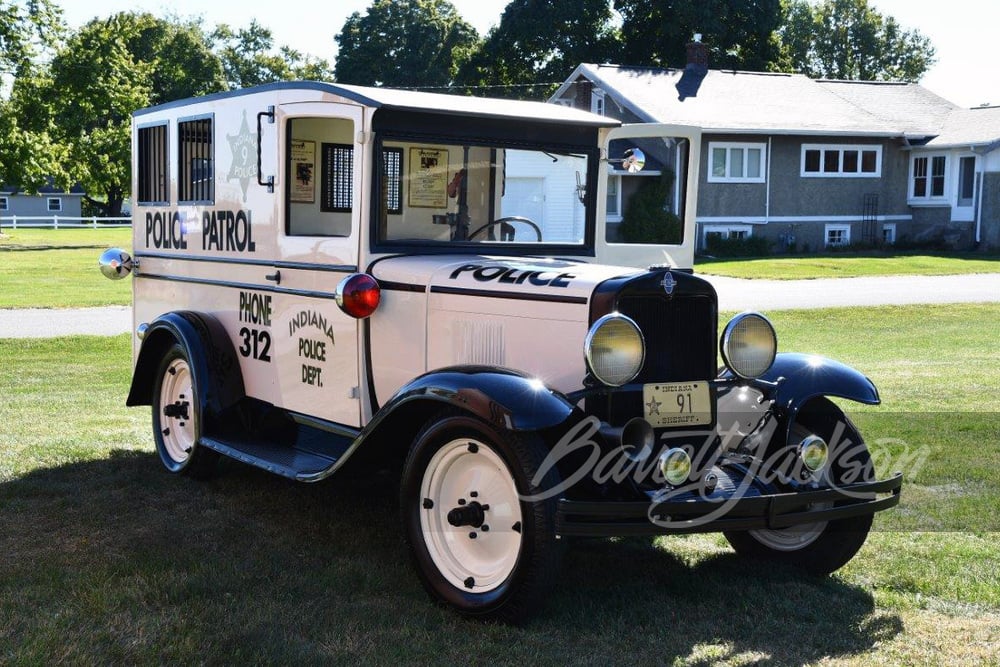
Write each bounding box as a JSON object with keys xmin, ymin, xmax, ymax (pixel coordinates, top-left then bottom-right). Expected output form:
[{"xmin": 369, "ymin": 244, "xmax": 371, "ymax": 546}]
[
  {"xmin": 619, "ymin": 171, "xmax": 682, "ymax": 244},
  {"xmin": 704, "ymin": 234, "xmax": 771, "ymax": 257}
]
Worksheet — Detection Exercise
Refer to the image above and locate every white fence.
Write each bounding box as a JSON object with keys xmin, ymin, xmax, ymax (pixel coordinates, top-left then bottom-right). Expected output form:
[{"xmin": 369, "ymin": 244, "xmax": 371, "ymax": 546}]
[{"xmin": 0, "ymin": 215, "xmax": 131, "ymax": 229}]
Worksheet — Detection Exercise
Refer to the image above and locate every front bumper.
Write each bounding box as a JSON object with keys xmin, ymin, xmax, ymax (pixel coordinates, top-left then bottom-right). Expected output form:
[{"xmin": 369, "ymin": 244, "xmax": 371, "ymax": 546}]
[{"xmin": 556, "ymin": 472, "xmax": 903, "ymax": 537}]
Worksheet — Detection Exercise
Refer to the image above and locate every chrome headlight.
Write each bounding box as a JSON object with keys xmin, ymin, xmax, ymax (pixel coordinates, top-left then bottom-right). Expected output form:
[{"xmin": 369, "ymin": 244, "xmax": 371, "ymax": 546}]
[
  {"xmin": 721, "ymin": 312, "xmax": 777, "ymax": 379},
  {"xmin": 584, "ymin": 313, "xmax": 645, "ymax": 387}
]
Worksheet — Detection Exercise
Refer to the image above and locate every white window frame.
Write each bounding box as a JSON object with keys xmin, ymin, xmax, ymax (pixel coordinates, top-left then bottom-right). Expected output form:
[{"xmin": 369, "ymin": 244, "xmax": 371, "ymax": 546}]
[
  {"xmin": 47, "ymin": 197, "xmax": 62, "ymax": 212},
  {"xmin": 0, "ymin": 196, "xmax": 8, "ymax": 211},
  {"xmin": 702, "ymin": 224, "xmax": 754, "ymax": 246},
  {"xmin": 909, "ymin": 153, "xmax": 948, "ymax": 202},
  {"xmin": 801, "ymin": 144, "xmax": 882, "ymax": 178},
  {"xmin": 708, "ymin": 142, "xmax": 766, "ymax": 183},
  {"xmin": 824, "ymin": 223, "xmax": 851, "ymax": 247},
  {"xmin": 881, "ymin": 223, "xmax": 896, "ymax": 245},
  {"xmin": 591, "ymin": 89, "xmax": 605, "ymax": 116},
  {"xmin": 606, "ymin": 174, "xmax": 622, "ymax": 221},
  {"xmin": 956, "ymin": 155, "xmax": 976, "ymax": 208}
]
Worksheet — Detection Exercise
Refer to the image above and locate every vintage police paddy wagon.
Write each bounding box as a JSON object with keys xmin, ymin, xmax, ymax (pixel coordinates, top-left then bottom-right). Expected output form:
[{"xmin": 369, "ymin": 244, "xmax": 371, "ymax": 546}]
[{"xmin": 100, "ymin": 81, "xmax": 901, "ymax": 622}]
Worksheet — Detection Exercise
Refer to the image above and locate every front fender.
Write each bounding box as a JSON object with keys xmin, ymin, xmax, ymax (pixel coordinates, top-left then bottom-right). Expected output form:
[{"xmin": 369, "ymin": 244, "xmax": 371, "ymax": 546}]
[
  {"xmin": 371, "ymin": 365, "xmax": 577, "ymax": 433},
  {"xmin": 125, "ymin": 311, "xmax": 245, "ymax": 420},
  {"xmin": 762, "ymin": 353, "xmax": 880, "ymax": 417}
]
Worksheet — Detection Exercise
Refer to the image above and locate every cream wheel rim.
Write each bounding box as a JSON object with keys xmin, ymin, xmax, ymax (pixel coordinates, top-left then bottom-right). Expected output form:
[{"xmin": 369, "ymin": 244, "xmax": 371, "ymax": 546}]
[
  {"xmin": 419, "ymin": 438, "xmax": 523, "ymax": 593},
  {"xmin": 159, "ymin": 358, "xmax": 196, "ymax": 464}
]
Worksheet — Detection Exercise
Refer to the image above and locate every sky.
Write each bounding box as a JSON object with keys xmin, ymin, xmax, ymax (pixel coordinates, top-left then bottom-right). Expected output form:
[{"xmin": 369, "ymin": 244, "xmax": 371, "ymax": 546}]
[{"xmin": 60, "ymin": 0, "xmax": 1000, "ymax": 108}]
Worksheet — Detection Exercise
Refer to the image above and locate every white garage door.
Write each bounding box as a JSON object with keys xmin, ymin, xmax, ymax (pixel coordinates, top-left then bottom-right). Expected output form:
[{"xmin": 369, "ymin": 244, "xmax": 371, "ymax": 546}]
[{"xmin": 501, "ymin": 177, "xmax": 545, "ymax": 240}]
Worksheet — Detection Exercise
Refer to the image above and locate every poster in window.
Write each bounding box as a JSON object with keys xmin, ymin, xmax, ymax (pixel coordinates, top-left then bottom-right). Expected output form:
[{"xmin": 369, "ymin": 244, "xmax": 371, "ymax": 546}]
[
  {"xmin": 290, "ymin": 139, "xmax": 315, "ymax": 203},
  {"xmin": 408, "ymin": 147, "xmax": 449, "ymax": 208}
]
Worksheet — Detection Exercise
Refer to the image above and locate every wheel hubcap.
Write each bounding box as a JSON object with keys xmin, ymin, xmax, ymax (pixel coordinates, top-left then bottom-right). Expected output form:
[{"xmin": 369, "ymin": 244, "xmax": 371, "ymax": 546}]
[
  {"xmin": 419, "ymin": 439, "xmax": 523, "ymax": 593},
  {"xmin": 159, "ymin": 359, "xmax": 196, "ymax": 464}
]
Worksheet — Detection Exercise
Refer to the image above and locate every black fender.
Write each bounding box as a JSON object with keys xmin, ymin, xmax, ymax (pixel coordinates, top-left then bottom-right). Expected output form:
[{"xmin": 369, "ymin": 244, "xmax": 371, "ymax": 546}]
[
  {"xmin": 369, "ymin": 365, "xmax": 577, "ymax": 434},
  {"xmin": 125, "ymin": 311, "xmax": 245, "ymax": 423},
  {"xmin": 762, "ymin": 352, "xmax": 880, "ymax": 413},
  {"xmin": 752, "ymin": 352, "xmax": 879, "ymax": 444}
]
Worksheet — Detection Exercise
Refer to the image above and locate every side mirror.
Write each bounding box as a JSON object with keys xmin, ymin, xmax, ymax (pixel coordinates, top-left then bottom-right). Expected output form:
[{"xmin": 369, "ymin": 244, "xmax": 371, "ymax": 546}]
[
  {"xmin": 621, "ymin": 148, "xmax": 646, "ymax": 173},
  {"xmin": 99, "ymin": 247, "xmax": 133, "ymax": 280}
]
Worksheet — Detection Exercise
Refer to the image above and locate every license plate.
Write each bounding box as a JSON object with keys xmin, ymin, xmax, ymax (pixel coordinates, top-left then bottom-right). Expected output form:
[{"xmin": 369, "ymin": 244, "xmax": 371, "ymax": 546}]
[{"xmin": 643, "ymin": 381, "xmax": 712, "ymax": 427}]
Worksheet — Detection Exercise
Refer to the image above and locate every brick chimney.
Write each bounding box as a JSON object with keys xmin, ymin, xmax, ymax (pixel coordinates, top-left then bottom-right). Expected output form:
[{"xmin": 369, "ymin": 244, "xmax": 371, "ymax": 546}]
[
  {"xmin": 574, "ymin": 77, "xmax": 593, "ymax": 110},
  {"xmin": 685, "ymin": 33, "xmax": 708, "ymax": 68}
]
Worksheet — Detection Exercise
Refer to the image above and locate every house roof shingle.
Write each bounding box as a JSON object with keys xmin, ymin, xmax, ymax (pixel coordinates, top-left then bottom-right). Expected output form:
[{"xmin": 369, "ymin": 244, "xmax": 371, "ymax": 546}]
[{"xmin": 554, "ymin": 64, "xmax": 1000, "ymax": 150}]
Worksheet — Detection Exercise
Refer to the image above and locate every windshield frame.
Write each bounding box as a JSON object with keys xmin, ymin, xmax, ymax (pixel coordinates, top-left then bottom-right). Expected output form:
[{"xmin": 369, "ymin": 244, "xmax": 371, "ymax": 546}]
[{"xmin": 367, "ymin": 110, "xmax": 602, "ymax": 258}]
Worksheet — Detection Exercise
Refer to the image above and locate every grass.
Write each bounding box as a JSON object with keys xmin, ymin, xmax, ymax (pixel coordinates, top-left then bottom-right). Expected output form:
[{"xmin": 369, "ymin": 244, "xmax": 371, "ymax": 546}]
[
  {"xmin": 0, "ymin": 227, "xmax": 133, "ymax": 308},
  {"xmin": 697, "ymin": 252, "xmax": 1000, "ymax": 280},
  {"xmin": 1, "ymin": 306, "xmax": 999, "ymax": 663}
]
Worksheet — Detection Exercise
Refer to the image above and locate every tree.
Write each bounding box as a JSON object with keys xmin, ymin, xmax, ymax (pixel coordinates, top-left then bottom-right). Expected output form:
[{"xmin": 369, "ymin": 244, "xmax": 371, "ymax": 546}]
[
  {"xmin": 619, "ymin": 171, "xmax": 681, "ymax": 245},
  {"xmin": 213, "ymin": 20, "xmax": 332, "ymax": 89},
  {"xmin": 455, "ymin": 0, "xmax": 619, "ymax": 100},
  {"xmin": 334, "ymin": 0, "xmax": 479, "ymax": 88},
  {"xmin": 780, "ymin": 0, "xmax": 935, "ymax": 81},
  {"xmin": 7, "ymin": 12, "xmax": 226, "ymax": 215},
  {"xmin": 0, "ymin": 0, "xmax": 64, "ymax": 193},
  {"xmin": 0, "ymin": 0, "xmax": 63, "ymax": 77},
  {"xmin": 614, "ymin": 0, "xmax": 784, "ymax": 72}
]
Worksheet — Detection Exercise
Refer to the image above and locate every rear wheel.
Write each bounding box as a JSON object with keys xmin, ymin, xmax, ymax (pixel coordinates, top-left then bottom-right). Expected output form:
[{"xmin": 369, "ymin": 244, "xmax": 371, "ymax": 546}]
[
  {"xmin": 400, "ymin": 411, "xmax": 562, "ymax": 623},
  {"xmin": 151, "ymin": 344, "xmax": 218, "ymax": 478},
  {"xmin": 724, "ymin": 400, "xmax": 874, "ymax": 575}
]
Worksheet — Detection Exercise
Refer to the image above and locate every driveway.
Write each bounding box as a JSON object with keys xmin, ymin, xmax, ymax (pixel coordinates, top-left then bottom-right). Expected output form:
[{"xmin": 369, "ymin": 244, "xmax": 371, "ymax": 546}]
[
  {"xmin": 1, "ymin": 273, "xmax": 998, "ymax": 338},
  {"xmin": 703, "ymin": 272, "xmax": 1000, "ymax": 311}
]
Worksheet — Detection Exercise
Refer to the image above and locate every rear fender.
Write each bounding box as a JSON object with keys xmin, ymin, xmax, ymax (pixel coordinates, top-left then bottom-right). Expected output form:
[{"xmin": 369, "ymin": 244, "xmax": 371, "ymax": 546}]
[{"xmin": 126, "ymin": 311, "xmax": 245, "ymax": 422}]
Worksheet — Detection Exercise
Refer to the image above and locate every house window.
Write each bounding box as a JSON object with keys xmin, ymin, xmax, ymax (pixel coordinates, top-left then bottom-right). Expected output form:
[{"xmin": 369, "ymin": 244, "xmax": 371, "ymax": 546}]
[
  {"xmin": 178, "ymin": 116, "xmax": 213, "ymax": 203},
  {"xmin": 882, "ymin": 223, "xmax": 896, "ymax": 245},
  {"xmin": 606, "ymin": 175, "xmax": 622, "ymax": 220},
  {"xmin": 702, "ymin": 224, "xmax": 753, "ymax": 248},
  {"xmin": 138, "ymin": 123, "xmax": 169, "ymax": 204},
  {"xmin": 0, "ymin": 196, "xmax": 8, "ymax": 211},
  {"xmin": 802, "ymin": 144, "xmax": 881, "ymax": 177},
  {"xmin": 47, "ymin": 197, "xmax": 62, "ymax": 212},
  {"xmin": 591, "ymin": 89, "xmax": 605, "ymax": 116},
  {"xmin": 708, "ymin": 143, "xmax": 766, "ymax": 183},
  {"xmin": 911, "ymin": 155, "xmax": 946, "ymax": 200},
  {"xmin": 825, "ymin": 224, "xmax": 851, "ymax": 247},
  {"xmin": 958, "ymin": 156, "xmax": 976, "ymax": 207}
]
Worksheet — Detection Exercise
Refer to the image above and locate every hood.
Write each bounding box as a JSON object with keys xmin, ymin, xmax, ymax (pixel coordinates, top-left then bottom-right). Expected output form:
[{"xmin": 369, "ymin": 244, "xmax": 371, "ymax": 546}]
[{"xmin": 369, "ymin": 254, "xmax": 643, "ymax": 302}]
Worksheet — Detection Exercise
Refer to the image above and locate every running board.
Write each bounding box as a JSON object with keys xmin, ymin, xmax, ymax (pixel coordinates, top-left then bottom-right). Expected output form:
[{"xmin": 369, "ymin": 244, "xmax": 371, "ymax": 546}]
[{"xmin": 199, "ymin": 426, "xmax": 353, "ymax": 481}]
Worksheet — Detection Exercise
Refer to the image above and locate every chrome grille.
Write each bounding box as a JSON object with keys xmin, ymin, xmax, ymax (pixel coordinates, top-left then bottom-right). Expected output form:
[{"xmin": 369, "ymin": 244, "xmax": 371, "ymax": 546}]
[{"xmin": 617, "ymin": 294, "xmax": 717, "ymax": 382}]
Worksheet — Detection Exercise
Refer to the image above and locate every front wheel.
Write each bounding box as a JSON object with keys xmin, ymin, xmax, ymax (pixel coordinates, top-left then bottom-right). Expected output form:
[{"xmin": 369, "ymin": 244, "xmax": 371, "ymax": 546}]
[
  {"xmin": 723, "ymin": 400, "xmax": 874, "ymax": 575},
  {"xmin": 400, "ymin": 411, "xmax": 562, "ymax": 623},
  {"xmin": 151, "ymin": 344, "xmax": 219, "ymax": 478}
]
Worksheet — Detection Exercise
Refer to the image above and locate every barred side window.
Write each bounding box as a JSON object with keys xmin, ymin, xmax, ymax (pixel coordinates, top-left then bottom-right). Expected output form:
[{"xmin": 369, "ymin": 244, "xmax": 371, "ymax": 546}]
[
  {"xmin": 138, "ymin": 123, "xmax": 169, "ymax": 204},
  {"xmin": 382, "ymin": 147, "xmax": 403, "ymax": 215},
  {"xmin": 178, "ymin": 117, "xmax": 213, "ymax": 203},
  {"xmin": 321, "ymin": 143, "xmax": 353, "ymax": 212}
]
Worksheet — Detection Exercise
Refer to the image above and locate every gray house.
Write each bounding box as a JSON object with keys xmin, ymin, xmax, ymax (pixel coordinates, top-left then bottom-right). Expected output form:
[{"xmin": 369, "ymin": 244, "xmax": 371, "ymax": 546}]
[
  {"xmin": 550, "ymin": 64, "xmax": 1000, "ymax": 252},
  {"xmin": 0, "ymin": 182, "xmax": 85, "ymax": 223}
]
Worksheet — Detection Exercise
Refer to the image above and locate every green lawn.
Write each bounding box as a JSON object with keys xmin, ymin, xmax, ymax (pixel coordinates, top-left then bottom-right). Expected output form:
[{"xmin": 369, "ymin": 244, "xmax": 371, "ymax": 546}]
[
  {"xmin": 1, "ymin": 304, "xmax": 998, "ymax": 664},
  {"xmin": 0, "ymin": 227, "xmax": 133, "ymax": 308},
  {"xmin": 697, "ymin": 253, "xmax": 1000, "ymax": 280}
]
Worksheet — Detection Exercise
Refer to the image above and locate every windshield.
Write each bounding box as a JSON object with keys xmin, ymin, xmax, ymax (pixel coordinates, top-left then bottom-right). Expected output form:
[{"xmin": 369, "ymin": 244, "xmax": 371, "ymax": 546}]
[{"xmin": 375, "ymin": 138, "xmax": 594, "ymax": 249}]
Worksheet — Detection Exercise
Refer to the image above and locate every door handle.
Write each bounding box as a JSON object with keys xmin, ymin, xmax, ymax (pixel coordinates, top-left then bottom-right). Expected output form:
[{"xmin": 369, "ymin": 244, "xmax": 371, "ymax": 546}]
[{"xmin": 265, "ymin": 270, "xmax": 281, "ymax": 284}]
